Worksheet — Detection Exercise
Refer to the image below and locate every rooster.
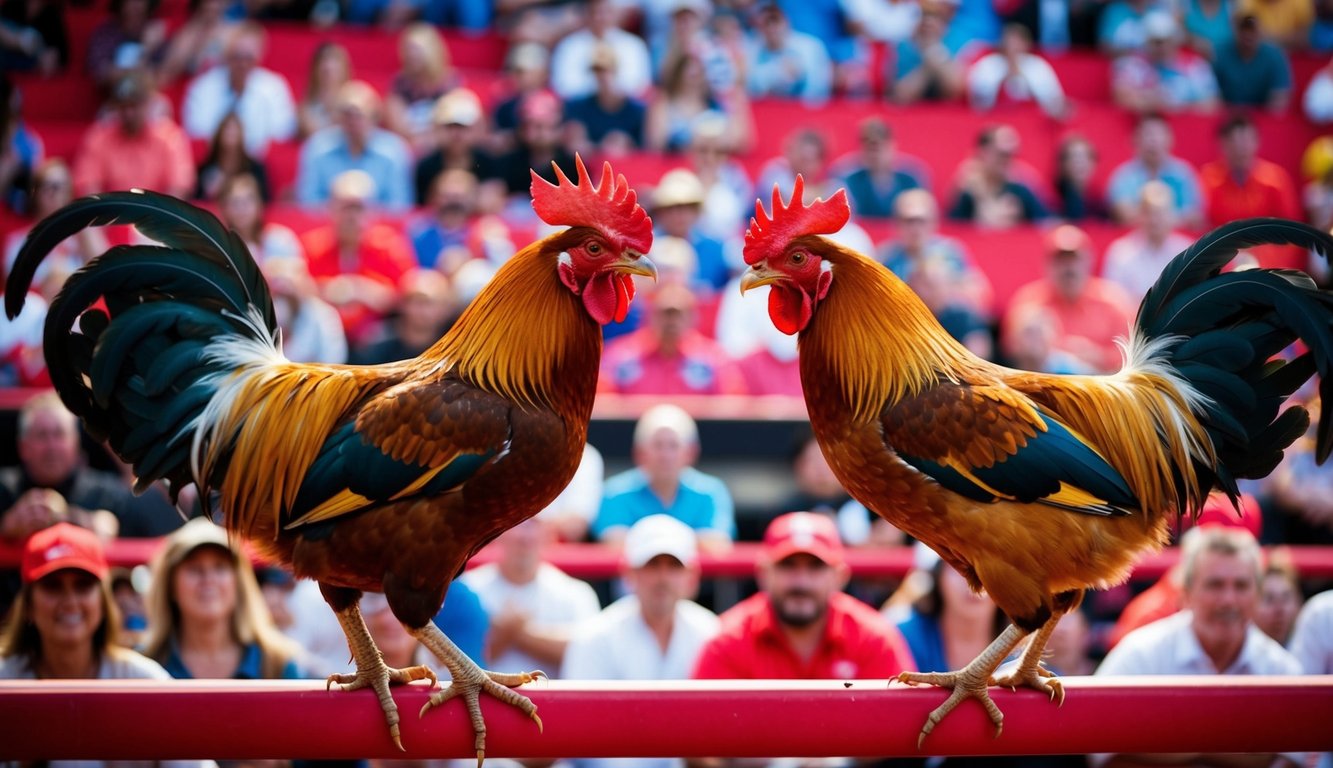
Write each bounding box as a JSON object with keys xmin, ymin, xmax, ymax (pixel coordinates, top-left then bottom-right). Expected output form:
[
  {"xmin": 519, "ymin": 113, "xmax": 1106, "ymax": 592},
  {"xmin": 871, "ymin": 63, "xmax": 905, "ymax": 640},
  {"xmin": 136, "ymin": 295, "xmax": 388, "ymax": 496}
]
[
  {"xmin": 738, "ymin": 177, "xmax": 1332, "ymax": 744},
  {"xmin": 3, "ymin": 157, "xmax": 656, "ymax": 759}
]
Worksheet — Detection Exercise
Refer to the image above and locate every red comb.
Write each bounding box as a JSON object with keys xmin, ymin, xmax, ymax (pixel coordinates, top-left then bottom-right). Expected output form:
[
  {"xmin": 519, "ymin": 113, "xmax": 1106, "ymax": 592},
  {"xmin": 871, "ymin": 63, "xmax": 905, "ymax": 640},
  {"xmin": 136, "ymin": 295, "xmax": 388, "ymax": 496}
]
[
  {"xmin": 530, "ymin": 155, "xmax": 653, "ymax": 255},
  {"xmin": 743, "ymin": 175, "xmax": 850, "ymax": 265}
]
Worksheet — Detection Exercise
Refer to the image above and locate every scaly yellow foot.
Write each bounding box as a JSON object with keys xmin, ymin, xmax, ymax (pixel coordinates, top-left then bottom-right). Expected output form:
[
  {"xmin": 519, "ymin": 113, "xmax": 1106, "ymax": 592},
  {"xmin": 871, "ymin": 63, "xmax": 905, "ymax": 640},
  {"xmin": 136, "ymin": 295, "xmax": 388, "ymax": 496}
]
[
  {"xmin": 327, "ymin": 663, "xmax": 439, "ymax": 750},
  {"xmin": 413, "ymin": 624, "xmax": 545, "ymax": 767},
  {"xmin": 897, "ymin": 624, "xmax": 1027, "ymax": 748},
  {"xmin": 992, "ymin": 663, "xmax": 1065, "ymax": 705}
]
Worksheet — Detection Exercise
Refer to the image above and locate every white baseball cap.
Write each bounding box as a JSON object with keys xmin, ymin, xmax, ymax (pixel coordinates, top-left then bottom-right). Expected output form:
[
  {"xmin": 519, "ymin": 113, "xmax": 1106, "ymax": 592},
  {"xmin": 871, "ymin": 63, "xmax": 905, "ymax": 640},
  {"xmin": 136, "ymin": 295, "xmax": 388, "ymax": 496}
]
[{"xmin": 623, "ymin": 514, "xmax": 698, "ymax": 568}]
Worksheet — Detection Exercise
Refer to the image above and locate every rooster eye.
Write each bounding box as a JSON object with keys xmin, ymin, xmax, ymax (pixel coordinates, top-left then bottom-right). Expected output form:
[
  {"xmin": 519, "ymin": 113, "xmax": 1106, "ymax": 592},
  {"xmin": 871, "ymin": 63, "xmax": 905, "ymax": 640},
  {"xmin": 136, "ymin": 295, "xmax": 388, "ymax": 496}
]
[
  {"xmin": 790, "ymin": 251, "xmax": 807, "ymax": 265},
  {"xmin": 586, "ymin": 242, "xmax": 603, "ymax": 256}
]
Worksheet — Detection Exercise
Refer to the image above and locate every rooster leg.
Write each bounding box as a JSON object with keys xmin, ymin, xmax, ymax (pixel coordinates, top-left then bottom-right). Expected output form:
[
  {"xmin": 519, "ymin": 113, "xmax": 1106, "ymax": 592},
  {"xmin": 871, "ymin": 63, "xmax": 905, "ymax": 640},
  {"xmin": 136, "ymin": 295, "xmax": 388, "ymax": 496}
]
[
  {"xmin": 322, "ymin": 588, "xmax": 439, "ymax": 751},
  {"xmin": 412, "ymin": 621, "xmax": 545, "ymax": 767},
  {"xmin": 990, "ymin": 615, "xmax": 1064, "ymax": 704},
  {"xmin": 897, "ymin": 624, "xmax": 1027, "ymax": 748}
]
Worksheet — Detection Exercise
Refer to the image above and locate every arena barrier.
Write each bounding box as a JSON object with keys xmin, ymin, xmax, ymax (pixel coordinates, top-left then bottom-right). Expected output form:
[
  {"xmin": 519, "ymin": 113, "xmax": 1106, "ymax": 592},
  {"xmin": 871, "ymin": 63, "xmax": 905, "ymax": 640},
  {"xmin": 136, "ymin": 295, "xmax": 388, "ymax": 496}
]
[
  {"xmin": 2, "ymin": 677, "xmax": 1331, "ymax": 760},
  {"xmin": 2, "ymin": 539, "xmax": 1332, "ymax": 581}
]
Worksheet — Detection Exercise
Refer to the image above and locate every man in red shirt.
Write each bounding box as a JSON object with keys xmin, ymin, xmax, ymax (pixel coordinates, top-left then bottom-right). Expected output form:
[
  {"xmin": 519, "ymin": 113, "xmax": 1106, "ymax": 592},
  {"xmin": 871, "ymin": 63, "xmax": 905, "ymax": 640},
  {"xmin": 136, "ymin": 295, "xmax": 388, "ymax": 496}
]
[
  {"xmin": 1201, "ymin": 113, "xmax": 1301, "ymax": 267},
  {"xmin": 692, "ymin": 511, "xmax": 915, "ymax": 681}
]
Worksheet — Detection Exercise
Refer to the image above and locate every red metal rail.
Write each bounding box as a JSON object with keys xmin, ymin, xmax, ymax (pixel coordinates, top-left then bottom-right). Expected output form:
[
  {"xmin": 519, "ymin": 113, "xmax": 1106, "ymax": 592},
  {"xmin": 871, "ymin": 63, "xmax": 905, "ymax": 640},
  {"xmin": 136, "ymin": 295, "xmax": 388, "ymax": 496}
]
[
  {"xmin": 1, "ymin": 677, "xmax": 1330, "ymax": 760},
  {"xmin": 1, "ymin": 538, "xmax": 1332, "ymax": 581}
]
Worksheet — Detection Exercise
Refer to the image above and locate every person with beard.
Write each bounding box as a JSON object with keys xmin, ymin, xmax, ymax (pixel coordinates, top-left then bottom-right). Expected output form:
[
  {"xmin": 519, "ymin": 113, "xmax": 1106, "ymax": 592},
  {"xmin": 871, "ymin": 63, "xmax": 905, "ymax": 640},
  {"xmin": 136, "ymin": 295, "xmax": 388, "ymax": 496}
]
[
  {"xmin": 1093, "ymin": 525, "xmax": 1304, "ymax": 768},
  {"xmin": 692, "ymin": 511, "xmax": 915, "ymax": 681}
]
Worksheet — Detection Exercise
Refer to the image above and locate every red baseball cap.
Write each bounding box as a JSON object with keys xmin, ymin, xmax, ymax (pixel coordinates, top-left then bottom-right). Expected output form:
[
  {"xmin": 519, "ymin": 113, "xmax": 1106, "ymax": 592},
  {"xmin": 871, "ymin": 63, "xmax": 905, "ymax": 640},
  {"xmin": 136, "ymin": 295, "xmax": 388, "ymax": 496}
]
[
  {"xmin": 21, "ymin": 523, "xmax": 109, "ymax": 583},
  {"xmin": 763, "ymin": 512, "xmax": 845, "ymax": 567}
]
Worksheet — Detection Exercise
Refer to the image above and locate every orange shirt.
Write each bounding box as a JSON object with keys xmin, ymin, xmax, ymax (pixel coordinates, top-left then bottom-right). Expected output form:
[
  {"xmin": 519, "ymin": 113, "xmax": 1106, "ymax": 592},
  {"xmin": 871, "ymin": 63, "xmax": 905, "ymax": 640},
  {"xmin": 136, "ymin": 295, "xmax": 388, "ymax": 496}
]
[
  {"xmin": 1202, "ymin": 159, "xmax": 1299, "ymax": 226},
  {"xmin": 72, "ymin": 118, "xmax": 196, "ymax": 198},
  {"xmin": 1004, "ymin": 277, "xmax": 1136, "ymax": 374},
  {"xmin": 300, "ymin": 223, "xmax": 416, "ymax": 343}
]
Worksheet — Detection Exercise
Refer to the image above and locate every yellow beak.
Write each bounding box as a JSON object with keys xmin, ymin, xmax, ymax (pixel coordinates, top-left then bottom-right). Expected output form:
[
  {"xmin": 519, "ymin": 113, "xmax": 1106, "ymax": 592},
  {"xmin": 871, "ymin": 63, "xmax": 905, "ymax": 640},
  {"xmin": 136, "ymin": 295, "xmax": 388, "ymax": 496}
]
[
  {"xmin": 739, "ymin": 263, "xmax": 780, "ymax": 294},
  {"xmin": 614, "ymin": 251, "xmax": 658, "ymax": 280}
]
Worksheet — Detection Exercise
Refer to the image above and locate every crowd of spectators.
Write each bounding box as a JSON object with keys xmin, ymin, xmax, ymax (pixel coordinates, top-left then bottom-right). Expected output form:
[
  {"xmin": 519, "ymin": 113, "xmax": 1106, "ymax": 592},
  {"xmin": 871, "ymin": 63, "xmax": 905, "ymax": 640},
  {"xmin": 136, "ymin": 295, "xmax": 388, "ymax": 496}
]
[{"xmin": 0, "ymin": 0, "xmax": 1332, "ymax": 763}]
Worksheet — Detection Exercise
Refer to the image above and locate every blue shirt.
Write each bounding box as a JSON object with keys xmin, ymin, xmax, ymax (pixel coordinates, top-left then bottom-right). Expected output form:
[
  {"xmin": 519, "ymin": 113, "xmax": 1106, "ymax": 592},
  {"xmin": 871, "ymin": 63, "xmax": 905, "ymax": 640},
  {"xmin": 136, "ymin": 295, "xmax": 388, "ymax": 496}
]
[
  {"xmin": 161, "ymin": 641, "xmax": 305, "ymax": 680},
  {"xmin": 896, "ymin": 609, "xmax": 948, "ymax": 674},
  {"xmin": 563, "ymin": 94, "xmax": 647, "ymax": 148},
  {"xmin": 434, "ymin": 579, "xmax": 488, "ymax": 665},
  {"xmin": 594, "ymin": 466, "xmax": 736, "ymax": 540},
  {"xmin": 1106, "ymin": 156, "xmax": 1204, "ymax": 221},
  {"xmin": 296, "ymin": 126, "xmax": 413, "ymax": 211},
  {"xmin": 408, "ymin": 217, "xmax": 469, "ymax": 269},
  {"xmin": 1212, "ymin": 40, "xmax": 1292, "ymax": 107},
  {"xmin": 842, "ymin": 167, "xmax": 923, "ymax": 219}
]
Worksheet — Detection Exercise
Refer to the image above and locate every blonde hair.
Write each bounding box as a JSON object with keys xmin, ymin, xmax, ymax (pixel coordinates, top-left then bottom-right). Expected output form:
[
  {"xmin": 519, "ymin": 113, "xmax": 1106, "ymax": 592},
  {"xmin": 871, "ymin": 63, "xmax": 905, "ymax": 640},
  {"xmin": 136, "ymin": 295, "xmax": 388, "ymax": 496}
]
[
  {"xmin": 1180, "ymin": 524, "xmax": 1263, "ymax": 590},
  {"xmin": 633, "ymin": 404, "xmax": 699, "ymax": 448},
  {"xmin": 400, "ymin": 22, "xmax": 451, "ymax": 85},
  {"xmin": 140, "ymin": 519, "xmax": 299, "ymax": 679}
]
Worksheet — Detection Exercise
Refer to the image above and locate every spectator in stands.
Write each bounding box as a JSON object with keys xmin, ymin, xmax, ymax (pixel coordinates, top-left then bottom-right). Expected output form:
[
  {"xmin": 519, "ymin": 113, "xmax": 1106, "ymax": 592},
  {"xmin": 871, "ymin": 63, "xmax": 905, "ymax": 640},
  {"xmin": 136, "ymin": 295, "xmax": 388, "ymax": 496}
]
[
  {"xmin": 1264, "ymin": 394, "xmax": 1333, "ymax": 544},
  {"xmin": 651, "ymin": 168, "xmax": 733, "ymax": 293},
  {"xmin": 1304, "ymin": 57, "xmax": 1333, "ymax": 124},
  {"xmin": 550, "ymin": 0, "xmax": 652, "ymax": 101},
  {"xmin": 490, "ymin": 41, "xmax": 551, "ymax": 154},
  {"xmin": 564, "ymin": 43, "xmax": 647, "ymax": 157},
  {"xmin": 594, "ymin": 404, "xmax": 737, "ymax": 552},
  {"xmin": 0, "ymin": 77, "xmax": 40, "ymax": 215},
  {"xmin": 1106, "ymin": 112, "xmax": 1206, "ymax": 229},
  {"xmin": 687, "ymin": 113, "xmax": 753, "ymax": 243},
  {"xmin": 0, "ymin": 0, "xmax": 67, "ymax": 74},
  {"xmin": 215, "ymin": 172, "xmax": 302, "ymax": 264},
  {"xmin": 562, "ymin": 515, "xmax": 720, "ymax": 737},
  {"xmin": 414, "ymin": 88, "xmax": 489, "ymax": 207},
  {"xmin": 1093, "ymin": 525, "xmax": 1303, "ymax": 768},
  {"xmin": 1201, "ymin": 112, "xmax": 1299, "ymax": 227},
  {"xmin": 693, "ymin": 511, "xmax": 915, "ymax": 682},
  {"xmin": 194, "ymin": 113, "xmax": 269, "ymax": 203},
  {"xmin": 1315, "ymin": 0, "xmax": 1333, "ymax": 50},
  {"xmin": 350, "ymin": 268, "xmax": 457, "ymax": 364},
  {"xmin": 264, "ymin": 256, "xmax": 347, "ymax": 364},
  {"xmin": 459, "ymin": 516, "xmax": 601, "ymax": 676},
  {"xmin": 1290, "ymin": 589, "xmax": 1333, "ymax": 674},
  {"xmin": 773, "ymin": 428, "xmax": 852, "ymax": 532},
  {"xmin": 409, "ymin": 168, "xmax": 482, "ymax": 271},
  {"xmin": 1000, "ymin": 303, "xmax": 1095, "ymax": 374},
  {"xmin": 1045, "ymin": 608, "xmax": 1096, "ymax": 676},
  {"xmin": 85, "ymin": 0, "xmax": 167, "ymax": 95},
  {"xmin": 890, "ymin": 554, "xmax": 1007, "ymax": 676},
  {"xmin": 1004, "ymin": 224, "xmax": 1136, "ymax": 374},
  {"xmin": 0, "ymin": 525, "xmax": 203, "ymax": 704},
  {"xmin": 1102, "ymin": 180, "xmax": 1194, "ymax": 301},
  {"xmin": 890, "ymin": 4, "xmax": 967, "ymax": 105},
  {"xmin": 881, "ymin": 188, "xmax": 994, "ymax": 323},
  {"xmin": 295, "ymin": 80, "xmax": 413, "ymax": 211},
  {"xmin": 1255, "ymin": 555, "xmax": 1303, "ymax": 648},
  {"xmin": 536, "ymin": 442, "xmax": 605, "ymax": 544},
  {"xmin": 0, "ymin": 287, "xmax": 45, "ymax": 389},
  {"xmin": 646, "ymin": 49, "xmax": 743, "ymax": 155},
  {"xmin": 384, "ymin": 23, "xmax": 459, "ymax": 155},
  {"xmin": 481, "ymin": 90, "xmax": 577, "ymax": 206},
  {"xmin": 297, "ymin": 42, "xmax": 352, "ymax": 140},
  {"xmin": 756, "ymin": 127, "xmax": 836, "ymax": 209},
  {"xmin": 1212, "ymin": 11, "xmax": 1292, "ymax": 114},
  {"xmin": 299, "ymin": 169, "xmax": 417, "ymax": 346},
  {"xmin": 1242, "ymin": 0, "xmax": 1314, "ymax": 47},
  {"xmin": 0, "ymin": 391, "xmax": 181, "ymax": 541},
  {"xmin": 839, "ymin": 117, "xmax": 925, "ymax": 220},
  {"xmin": 851, "ymin": 0, "xmax": 922, "ymax": 46},
  {"xmin": 1302, "ymin": 136, "xmax": 1333, "ymax": 232},
  {"xmin": 745, "ymin": 2, "xmax": 833, "ymax": 103},
  {"xmin": 181, "ymin": 22, "xmax": 296, "ymax": 160},
  {"xmin": 73, "ymin": 68, "xmax": 194, "ymax": 199},
  {"xmin": 966, "ymin": 23, "xmax": 1068, "ymax": 119},
  {"xmin": 155, "ymin": 0, "xmax": 232, "ymax": 86},
  {"xmin": 1185, "ymin": 0, "xmax": 1236, "ymax": 60},
  {"xmin": 1112, "ymin": 11, "xmax": 1221, "ymax": 115},
  {"xmin": 775, "ymin": 0, "xmax": 870, "ymax": 97},
  {"xmin": 142, "ymin": 518, "xmax": 307, "ymax": 680},
  {"xmin": 947, "ymin": 124, "xmax": 1049, "ymax": 228},
  {"xmin": 941, "ymin": 0, "xmax": 1002, "ymax": 54},
  {"xmin": 1098, "ymin": 0, "xmax": 1168, "ymax": 55},
  {"xmin": 1053, "ymin": 133, "xmax": 1108, "ymax": 222},
  {"xmin": 655, "ymin": 0, "xmax": 741, "ymax": 96},
  {"xmin": 599, "ymin": 280, "xmax": 747, "ymax": 398},
  {"xmin": 4, "ymin": 160, "xmax": 107, "ymax": 299},
  {"xmin": 733, "ymin": 313, "xmax": 802, "ymax": 399}
]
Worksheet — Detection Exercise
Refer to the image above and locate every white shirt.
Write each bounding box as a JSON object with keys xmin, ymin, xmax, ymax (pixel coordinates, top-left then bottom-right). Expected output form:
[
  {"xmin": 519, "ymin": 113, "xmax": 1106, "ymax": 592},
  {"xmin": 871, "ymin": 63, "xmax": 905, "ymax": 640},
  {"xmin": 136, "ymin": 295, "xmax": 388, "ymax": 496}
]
[
  {"xmin": 1101, "ymin": 230, "xmax": 1194, "ymax": 301},
  {"xmin": 1290, "ymin": 590, "xmax": 1333, "ymax": 675},
  {"xmin": 460, "ymin": 562, "xmax": 601, "ymax": 676},
  {"xmin": 182, "ymin": 65, "xmax": 297, "ymax": 157},
  {"xmin": 1094, "ymin": 610, "xmax": 1304, "ymax": 768},
  {"xmin": 967, "ymin": 53, "xmax": 1067, "ymax": 117},
  {"xmin": 537, "ymin": 442, "xmax": 605, "ymax": 525},
  {"xmin": 550, "ymin": 28, "xmax": 653, "ymax": 100},
  {"xmin": 1303, "ymin": 70, "xmax": 1333, "ymax": 124},
  {"xmin": 562, "ymin": 594, "xmax": 720, "ymax": 768}
]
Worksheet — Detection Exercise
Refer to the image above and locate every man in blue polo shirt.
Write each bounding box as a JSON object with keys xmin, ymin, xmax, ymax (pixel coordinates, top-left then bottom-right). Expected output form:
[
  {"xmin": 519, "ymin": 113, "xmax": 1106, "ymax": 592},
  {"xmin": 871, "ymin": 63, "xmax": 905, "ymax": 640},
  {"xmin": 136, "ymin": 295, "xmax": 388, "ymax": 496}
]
[{"xmin": 593, "ymin": 404, "xmax": 735, "ymax": 553}]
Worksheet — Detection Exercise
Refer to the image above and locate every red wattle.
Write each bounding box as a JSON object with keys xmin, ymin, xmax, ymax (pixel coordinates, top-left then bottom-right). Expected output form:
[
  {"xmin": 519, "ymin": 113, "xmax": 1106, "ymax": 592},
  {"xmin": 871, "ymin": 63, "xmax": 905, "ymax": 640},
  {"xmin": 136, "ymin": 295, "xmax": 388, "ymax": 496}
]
[
  {"xmin": 614, "ymin": 274, "xmax": 634, "ymax": 323},
  {"xmin": 768, "ymin": 285, "xmax": 811, "ymax": 335},
  {"xmin": 582, "ymin": 272, "xmax": 619, "ymax": 325}
]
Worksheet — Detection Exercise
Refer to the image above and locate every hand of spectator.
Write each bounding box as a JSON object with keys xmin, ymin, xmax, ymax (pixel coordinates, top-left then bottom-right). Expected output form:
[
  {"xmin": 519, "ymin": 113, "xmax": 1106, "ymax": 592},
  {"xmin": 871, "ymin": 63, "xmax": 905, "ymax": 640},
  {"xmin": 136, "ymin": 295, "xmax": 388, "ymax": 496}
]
[
  {"xmin": 1, "ymin": 487, "xmax": 69, "ymax": 541},
  {"xmin": 486, "ymin": 602, "xmax": 530, "ymax": 662}
]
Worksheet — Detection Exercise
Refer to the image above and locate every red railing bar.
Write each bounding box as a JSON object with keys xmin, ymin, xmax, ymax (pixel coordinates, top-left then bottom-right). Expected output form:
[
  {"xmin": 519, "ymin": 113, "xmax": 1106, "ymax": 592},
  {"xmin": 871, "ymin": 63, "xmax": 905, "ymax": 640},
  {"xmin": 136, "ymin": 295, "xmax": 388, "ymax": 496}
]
[
  {"xmin": 1, "ymin": 677, "xmax": 1330, "ymax": 759},
  {"xmin": 2, "ymin": 539, "xmax": 1331, "ymax": 581}
]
